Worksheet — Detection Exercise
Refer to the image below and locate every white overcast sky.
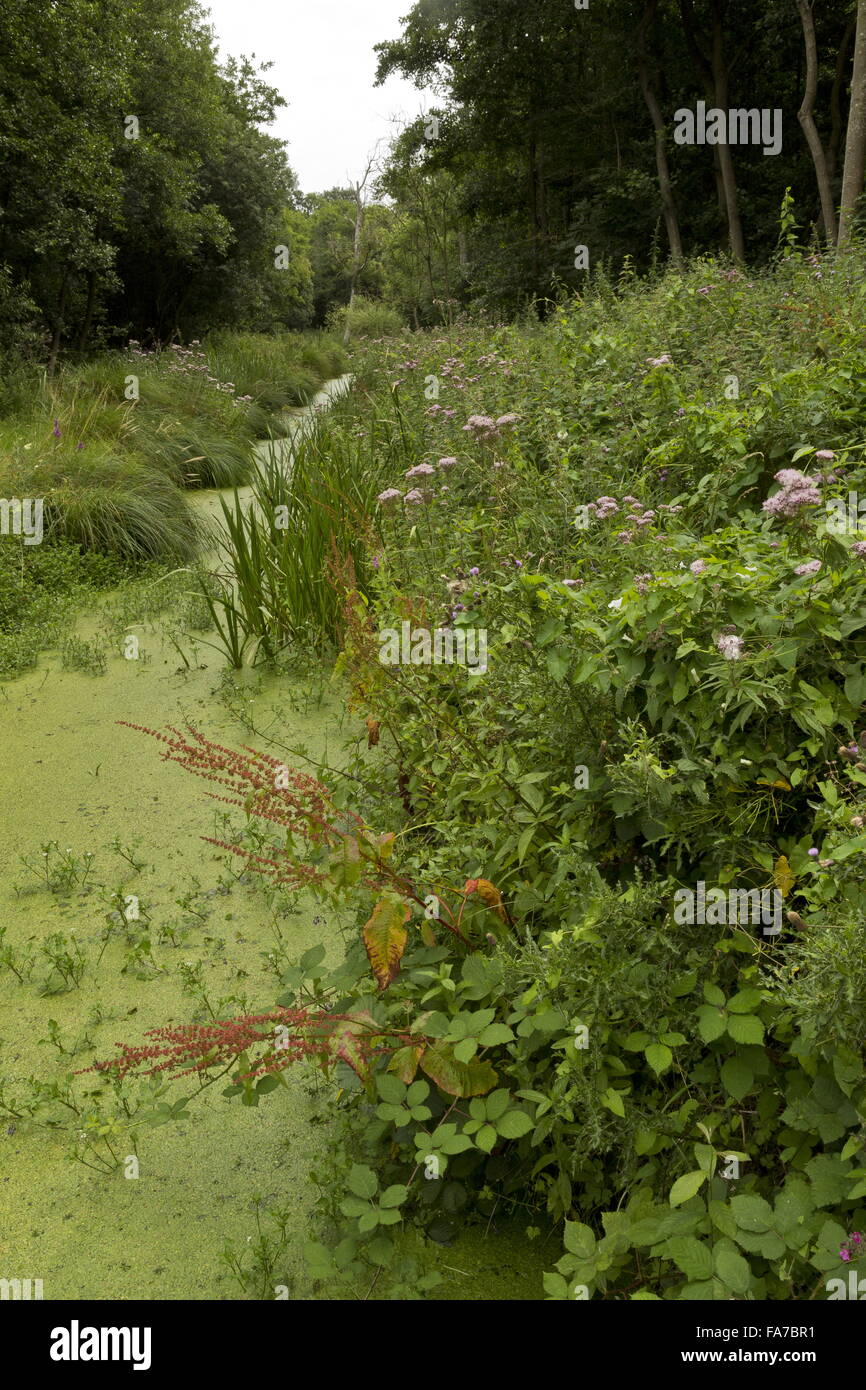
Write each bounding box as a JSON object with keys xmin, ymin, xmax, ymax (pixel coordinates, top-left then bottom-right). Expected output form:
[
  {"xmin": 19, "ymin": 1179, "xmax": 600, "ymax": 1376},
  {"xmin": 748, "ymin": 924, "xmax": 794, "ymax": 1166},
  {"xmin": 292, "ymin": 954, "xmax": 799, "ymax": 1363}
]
[{"xmin": 202, "ymin": 0, "xmax": 437, "ymax": 194}]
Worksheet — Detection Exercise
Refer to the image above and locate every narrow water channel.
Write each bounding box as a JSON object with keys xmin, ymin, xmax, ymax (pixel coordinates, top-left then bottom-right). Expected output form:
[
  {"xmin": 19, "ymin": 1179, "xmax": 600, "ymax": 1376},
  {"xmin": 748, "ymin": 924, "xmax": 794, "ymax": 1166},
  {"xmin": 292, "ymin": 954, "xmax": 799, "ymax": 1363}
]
[{"xmin": 0, "ymin": 377, "xmax": 548, "ymax": 1300}]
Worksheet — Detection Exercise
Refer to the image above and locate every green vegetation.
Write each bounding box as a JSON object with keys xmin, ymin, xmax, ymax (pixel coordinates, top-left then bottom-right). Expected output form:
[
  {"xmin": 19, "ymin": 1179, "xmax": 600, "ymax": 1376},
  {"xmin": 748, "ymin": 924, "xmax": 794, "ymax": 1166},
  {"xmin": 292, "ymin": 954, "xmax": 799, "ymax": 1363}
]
[
  {"xmin": 0, "ymin": 333, "xmax": 347, "ymax": 675},
  {"xmin": 67, "ymin": 239, "xmax": 866, "ymax": 1300},
  {"xmin": 5, "ymin": 0, "xmax": 866, "ymax": 1309}
]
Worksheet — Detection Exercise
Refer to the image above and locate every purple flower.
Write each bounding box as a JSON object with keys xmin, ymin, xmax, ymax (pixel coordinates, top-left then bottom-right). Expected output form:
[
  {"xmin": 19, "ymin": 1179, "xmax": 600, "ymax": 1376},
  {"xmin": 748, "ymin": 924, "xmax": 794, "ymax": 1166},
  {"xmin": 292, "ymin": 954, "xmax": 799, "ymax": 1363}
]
[
  {"xmin": 852, "ymin": 542, "xmax": 866, "ymax": 558},
  {"xmin": 405, "ymin": 463, "xmax": 435, "ymax": 478},
  {"xmin": 377, "ymin": 488, "xmax": 403, "ymax": 505},
  {"xmin": 690, "ymin": 560, "xmax": 707, "ymax": 576},
  {"xmin": 841, "ymin": 1248, "xmax": 851, "ymax": 1262},
  {"xmin": 645, "ymin": 354, "xmax": 672, "ymax": 368},
  {"xmin": 437, "ymin": 456, "xmax": 457, "ymax": 469},
  {"xmin": 469, "ymin": 566, "xmax": 479, "ymax": 576},
  {"xmin": 794, "ymin": 560, "xmax": 821, "ymax": 577},
  {"xmin": 815, "ymin": 450, "xmax": 836, "ymax": 461},
  {"xmin": 495, "ymin": 413, "xmax": 520, "ymax": 426},
  {"xmin": 808, "ymin": 847, "xmax": 819, "ymax": 858},
  {"xmin": 52, "ymin": 419, "xmax": 61, "ymax": 438},
  {"xmin": 403, "ymin": 489, "xmax": 426, "ymax": 505}
]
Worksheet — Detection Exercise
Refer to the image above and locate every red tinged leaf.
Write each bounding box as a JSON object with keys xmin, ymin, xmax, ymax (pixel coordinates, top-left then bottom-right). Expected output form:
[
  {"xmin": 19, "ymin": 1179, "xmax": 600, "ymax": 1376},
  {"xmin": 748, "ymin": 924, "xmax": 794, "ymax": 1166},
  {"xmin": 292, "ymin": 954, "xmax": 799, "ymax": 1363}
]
[
  {"xmin": 387, "ymin": 1044, "xmax": 425, "ymax": 1084},
  {"xmin": 363, "ymin": 894, "xmax": 410, "ymax": 989},
  {"xmin": 463, "ymin": 878, "xmax": 508, "ymax": 922}
]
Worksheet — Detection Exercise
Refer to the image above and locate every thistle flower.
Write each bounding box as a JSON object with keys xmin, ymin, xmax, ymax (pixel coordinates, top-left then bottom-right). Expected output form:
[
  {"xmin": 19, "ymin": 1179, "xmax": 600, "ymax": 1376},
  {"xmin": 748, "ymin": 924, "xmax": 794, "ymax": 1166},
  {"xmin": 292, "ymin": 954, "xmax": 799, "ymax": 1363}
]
[{"xmin": 715, "ymin": 633, "xmax": 744, "ymax": 661}]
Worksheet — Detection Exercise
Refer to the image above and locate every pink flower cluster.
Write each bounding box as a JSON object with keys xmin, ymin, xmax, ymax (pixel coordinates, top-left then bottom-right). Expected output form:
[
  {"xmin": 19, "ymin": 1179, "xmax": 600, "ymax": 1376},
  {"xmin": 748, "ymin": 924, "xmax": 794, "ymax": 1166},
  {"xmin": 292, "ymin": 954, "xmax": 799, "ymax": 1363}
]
[
  {"xmin": 762, "ymin": 469, "xmax": 822, "ymax": 518},
  {"xmin": 378, "ymin": 457, "xmax": 460, "ymax": 508},
  {"xmin": 587, "ymin": 494, "xmax": 682, "ymax": 541},
  {"xmin": 840, "ymin": 1233, "xmax": 863, "ymax": 1263},
  {"xmin": 462, "ymin": 413, "xmax": 520, "ymax": 440}
]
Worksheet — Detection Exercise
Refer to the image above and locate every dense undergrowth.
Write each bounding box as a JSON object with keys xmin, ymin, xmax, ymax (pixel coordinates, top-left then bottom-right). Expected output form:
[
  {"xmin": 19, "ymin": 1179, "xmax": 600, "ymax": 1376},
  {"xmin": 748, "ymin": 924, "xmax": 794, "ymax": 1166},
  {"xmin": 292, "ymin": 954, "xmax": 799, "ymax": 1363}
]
[
  {"xmin": 0, "ymin": 332, "xmax": 347, "ymax": 676},
  {"xmin": 15, "ymin": 243, "xmax": 866, "ymax": 1300}
]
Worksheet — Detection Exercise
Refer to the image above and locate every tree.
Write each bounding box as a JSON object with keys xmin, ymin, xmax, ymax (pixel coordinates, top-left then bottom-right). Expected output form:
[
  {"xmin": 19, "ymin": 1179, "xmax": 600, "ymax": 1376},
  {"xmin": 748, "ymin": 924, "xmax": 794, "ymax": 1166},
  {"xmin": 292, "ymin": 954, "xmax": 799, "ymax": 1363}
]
[
  {"xmin": 795, "ymin": 1, "xmax": 838, "ymax": 243},
  {"xmin": 638, "ymin": 0, "xmax": 685, "ymax": 263},
  {"xmin": 839, "ymin": 0, "xmax": 866, "ymax": 247},
  {"xmin": 343, "ymin": 152, "xmax": 380, "ymax": 343}
]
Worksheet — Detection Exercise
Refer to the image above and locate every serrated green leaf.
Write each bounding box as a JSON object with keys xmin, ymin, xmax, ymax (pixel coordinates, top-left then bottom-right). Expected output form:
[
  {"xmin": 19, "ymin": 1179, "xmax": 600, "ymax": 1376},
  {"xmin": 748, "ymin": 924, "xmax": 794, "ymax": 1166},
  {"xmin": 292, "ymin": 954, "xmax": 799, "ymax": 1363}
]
[
  {"xmin": 664, "ymin": 1236, "xmax": 713, "ymax": 1281},
  {"xmin": 645, "ymin": 1043, "xmax": 673, "ymax": 1075},
  {"xmin": 496, "ymin": 1109, "xmax": 534, "ymax": 1139},
  {"xmin": 347, "ymin": 1164, "xmax": 377, "ymax": 1199},
  {"xmin": 713, "ymin": 1243, "xmax": 751, "ymax": 1293},
  {"xmin": 726, "ymin": 1013, "xmax": 764, "ymax": 1045},
  {"xmin": 720, "ymin": 1055, "xmax": 755, "ymax": 1102},
  {"xmin": 670, "ymin": 1170, "xmax": 707, "ymax": 1207},
  {"xmin": 730, "ymin": 1193, "xmax": 774, "ymax": 1232}
]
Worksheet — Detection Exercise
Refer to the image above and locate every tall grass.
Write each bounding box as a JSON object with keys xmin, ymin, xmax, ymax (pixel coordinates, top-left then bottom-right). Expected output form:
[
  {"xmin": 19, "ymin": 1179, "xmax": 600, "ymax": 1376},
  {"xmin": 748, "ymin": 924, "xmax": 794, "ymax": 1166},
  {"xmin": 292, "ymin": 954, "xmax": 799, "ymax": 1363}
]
[
  {"xmin": 202, "ymin": 396, "xmax": 401, "ymax": 664},
  {"xmin": 204, "ymin": 331, "xmax": 349, "ymax": 412},
  {"xmin": 0, "ymin": 333, "xmax": 349, "ymax": 569}
]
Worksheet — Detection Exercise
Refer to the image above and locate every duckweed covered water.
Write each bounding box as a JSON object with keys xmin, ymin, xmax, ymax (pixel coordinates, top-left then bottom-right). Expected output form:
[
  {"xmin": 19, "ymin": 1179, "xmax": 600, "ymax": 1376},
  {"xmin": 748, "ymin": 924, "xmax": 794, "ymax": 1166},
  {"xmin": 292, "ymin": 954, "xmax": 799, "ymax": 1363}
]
[{"xmin": 0, "ymin": 380, "xmax": 546, "ymax": 1301}]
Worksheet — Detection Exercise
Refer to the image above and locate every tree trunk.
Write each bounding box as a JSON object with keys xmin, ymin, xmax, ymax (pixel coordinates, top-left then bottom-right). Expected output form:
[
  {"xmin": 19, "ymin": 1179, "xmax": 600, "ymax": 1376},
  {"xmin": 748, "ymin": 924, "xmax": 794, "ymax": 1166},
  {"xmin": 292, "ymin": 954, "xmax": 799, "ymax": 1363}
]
[
  {"xmin": 528, "ymin": 135, "xmax": 542, "ymax": 294},
  {"xmin": 829, "ymin": 15, "xmax": 856, "ymax": 184},
  {"xmin": 75, "ymin": 269, "xmax": 98, "ymax": 355},
  {"xmin": 796, "ymin": 0, "xmax": 838, "ymax": 243},
  {"xmin": 710, "ymin": 2, "xmax": 746, "ymax": 260},
  {"xmin": 637, "ymin": 0, "xmax": 684, "ymax": 263},
  {"xmin": 839, "ymin": 0, "xmax": 866, "ymax": 247},
  {"xmin": 343, "ymin": 187, "xmax": 365, "ymax": 345},
  {"xmin": 679, "ymin": 0, "xmax": 745, "ymax": 260},
  {"xmin": 46, "ymin": 268, "xmax": 71, "ymax": 378}
]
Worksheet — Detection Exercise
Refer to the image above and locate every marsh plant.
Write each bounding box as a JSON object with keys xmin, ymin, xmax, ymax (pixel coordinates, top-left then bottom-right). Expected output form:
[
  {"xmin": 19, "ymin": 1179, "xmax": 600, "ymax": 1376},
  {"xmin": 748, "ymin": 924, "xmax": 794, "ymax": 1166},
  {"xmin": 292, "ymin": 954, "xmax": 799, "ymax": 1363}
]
[{"xmin": 18, "ymin": 842, "xmax": 96, "ymax": 895}]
